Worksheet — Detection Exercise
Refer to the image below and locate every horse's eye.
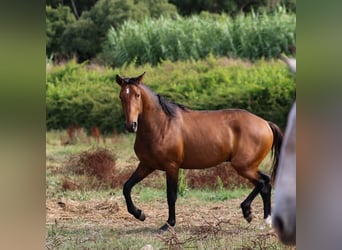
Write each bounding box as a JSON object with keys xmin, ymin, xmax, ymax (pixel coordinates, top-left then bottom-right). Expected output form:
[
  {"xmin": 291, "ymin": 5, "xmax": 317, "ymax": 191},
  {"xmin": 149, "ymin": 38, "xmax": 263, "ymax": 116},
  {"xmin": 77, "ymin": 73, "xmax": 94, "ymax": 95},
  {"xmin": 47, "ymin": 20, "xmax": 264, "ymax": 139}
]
[{"xmin": 135, "ymin": 94, "xmax": 140, "ymax": 98}]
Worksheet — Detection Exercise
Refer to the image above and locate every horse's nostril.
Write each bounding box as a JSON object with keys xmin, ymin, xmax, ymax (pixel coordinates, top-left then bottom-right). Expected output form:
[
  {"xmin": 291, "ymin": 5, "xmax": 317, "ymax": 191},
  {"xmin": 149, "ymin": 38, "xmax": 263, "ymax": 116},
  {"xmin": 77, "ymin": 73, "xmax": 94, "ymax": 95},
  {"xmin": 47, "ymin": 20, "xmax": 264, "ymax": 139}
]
[
  {"xmin": 125, "ymin": 122, "xmax": 138, "ymax": 133},
  {"xmin": 273, "ymin": 215, "xmax": 284, "ymax": 234},
  {"xmin": 132, "ymin": 122, "xmax": 137, "ymax": 129}
]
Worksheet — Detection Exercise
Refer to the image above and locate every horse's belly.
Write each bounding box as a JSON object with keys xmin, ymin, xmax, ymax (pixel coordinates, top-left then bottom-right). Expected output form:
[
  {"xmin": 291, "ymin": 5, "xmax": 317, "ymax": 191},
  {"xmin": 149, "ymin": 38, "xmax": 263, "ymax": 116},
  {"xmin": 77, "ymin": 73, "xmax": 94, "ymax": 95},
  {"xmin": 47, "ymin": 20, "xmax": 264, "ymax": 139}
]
[{"xmin": 181, "ymin": 145, "xmax": 229, "ymax": 169}]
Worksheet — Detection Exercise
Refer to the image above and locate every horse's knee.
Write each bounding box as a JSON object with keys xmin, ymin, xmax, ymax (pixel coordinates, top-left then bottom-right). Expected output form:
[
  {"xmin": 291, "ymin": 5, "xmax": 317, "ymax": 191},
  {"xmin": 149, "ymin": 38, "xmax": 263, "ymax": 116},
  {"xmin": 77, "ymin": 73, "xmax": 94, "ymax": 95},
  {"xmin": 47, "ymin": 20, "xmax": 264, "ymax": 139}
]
[
  {"xmin": 258, "ymin": 172, "xmax": 271, "ymax": 195},
  {"xmin": 259, "ymin": 172, "xmax": 270, "ymax": 183},
  {"xmin": 261, "ymin": 182, "xmax": 272, "ymax": 195}
]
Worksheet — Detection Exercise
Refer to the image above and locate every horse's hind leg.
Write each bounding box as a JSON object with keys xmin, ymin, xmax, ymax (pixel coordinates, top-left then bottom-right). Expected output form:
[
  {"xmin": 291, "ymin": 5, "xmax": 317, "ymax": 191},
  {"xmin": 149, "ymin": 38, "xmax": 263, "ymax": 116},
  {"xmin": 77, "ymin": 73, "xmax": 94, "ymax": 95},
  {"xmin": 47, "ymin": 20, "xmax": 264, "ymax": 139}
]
[
  {"xmin": 240, "ymin": 180, "xmax": 262, "ymax": 223},
  {"xmin": 258, "ymin": 171, "xmax": 272, "ymax": 225},
  {"xmin": 234, "ymin": 167, "xmax": 271, "ymax": 223}
]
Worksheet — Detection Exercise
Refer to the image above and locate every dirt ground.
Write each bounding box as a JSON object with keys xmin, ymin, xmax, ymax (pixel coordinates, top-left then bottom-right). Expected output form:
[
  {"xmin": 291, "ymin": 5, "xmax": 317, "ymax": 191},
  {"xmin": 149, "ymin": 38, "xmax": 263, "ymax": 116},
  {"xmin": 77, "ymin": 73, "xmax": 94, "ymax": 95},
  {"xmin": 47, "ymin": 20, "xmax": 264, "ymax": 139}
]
[
  {"xmin": 46, "ymin": 194, "xmax": 294, "ymax": 249},
  {"xmin": 46, "ymin": 195, "xmax": 266, "ymax": 230},
  {"xmin": 46, "ymin": 135, "xmax": 293, "ymax": 249}
]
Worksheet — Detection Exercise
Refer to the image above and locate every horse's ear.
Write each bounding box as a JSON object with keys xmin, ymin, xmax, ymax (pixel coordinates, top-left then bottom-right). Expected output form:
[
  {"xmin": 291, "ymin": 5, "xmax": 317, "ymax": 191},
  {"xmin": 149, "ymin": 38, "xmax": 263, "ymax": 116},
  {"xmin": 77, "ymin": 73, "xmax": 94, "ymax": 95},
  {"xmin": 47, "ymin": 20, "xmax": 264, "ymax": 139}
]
[
  {"xmin": 116, "ymin": 74, "xmax": 123, "ymax": 86},
  {"xmin": 134, "ymin": 72, "xmax": 145, "ymax": 84}
]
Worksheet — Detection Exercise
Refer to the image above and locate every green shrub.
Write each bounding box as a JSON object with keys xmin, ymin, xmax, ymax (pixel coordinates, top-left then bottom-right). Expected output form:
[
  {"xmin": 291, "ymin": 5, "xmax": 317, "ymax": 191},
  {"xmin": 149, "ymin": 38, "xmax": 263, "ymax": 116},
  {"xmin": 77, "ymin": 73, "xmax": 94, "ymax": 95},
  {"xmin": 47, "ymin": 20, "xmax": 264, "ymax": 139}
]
[
  {"xmin": 103, "ymin": 8, "xmax": 295, "ymax": 67},
  {"xmin": 46, "ymin": 57, "xmax": 295, "ymax": 133},
  {"xmin": 178, "ymin": 169, "xmax": 189, "ymax": 197},
  {"xmin": 46, "ymin": 60, "xmax": 120, "ymax": 132}
]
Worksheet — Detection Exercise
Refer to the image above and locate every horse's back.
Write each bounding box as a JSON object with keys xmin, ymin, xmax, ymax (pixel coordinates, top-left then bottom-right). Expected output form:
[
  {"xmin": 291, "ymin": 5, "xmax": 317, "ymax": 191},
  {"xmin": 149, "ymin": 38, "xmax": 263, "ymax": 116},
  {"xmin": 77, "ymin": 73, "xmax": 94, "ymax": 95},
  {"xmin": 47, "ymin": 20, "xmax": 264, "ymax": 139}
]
[
  {"xmin": 182, "ymin": 109, "xmax": 272, "ymax": 142},
  {"xmin": 180, "ymin": 109, "xmax": 273, "ymax": 169}
]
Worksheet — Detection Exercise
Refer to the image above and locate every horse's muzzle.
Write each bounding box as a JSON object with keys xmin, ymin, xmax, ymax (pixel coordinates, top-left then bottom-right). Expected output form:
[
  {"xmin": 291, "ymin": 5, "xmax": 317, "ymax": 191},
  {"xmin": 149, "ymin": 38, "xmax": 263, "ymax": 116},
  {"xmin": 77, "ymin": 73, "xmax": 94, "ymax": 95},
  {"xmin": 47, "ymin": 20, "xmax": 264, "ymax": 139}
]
[
  {"xmin": 273, "ymin": 211, "xmax": 296, "ymax": 245},
  {"xmin": 125, "ymin": 122, "xmax": 137, "ymax": 133}
]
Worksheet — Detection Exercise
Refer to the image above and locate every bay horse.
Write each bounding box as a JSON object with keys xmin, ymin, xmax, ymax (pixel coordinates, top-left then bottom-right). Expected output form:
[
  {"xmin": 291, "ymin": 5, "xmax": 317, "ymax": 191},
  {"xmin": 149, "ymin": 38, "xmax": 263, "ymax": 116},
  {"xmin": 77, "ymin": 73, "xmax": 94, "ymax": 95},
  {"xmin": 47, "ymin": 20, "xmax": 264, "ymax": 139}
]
[
  {"xmin": 116, "ymin": 73, "xmax": 283, "ymax": 231},
  {"xmin": 272, "ymin": 55, "xmax": 296, "ymax": 245}
]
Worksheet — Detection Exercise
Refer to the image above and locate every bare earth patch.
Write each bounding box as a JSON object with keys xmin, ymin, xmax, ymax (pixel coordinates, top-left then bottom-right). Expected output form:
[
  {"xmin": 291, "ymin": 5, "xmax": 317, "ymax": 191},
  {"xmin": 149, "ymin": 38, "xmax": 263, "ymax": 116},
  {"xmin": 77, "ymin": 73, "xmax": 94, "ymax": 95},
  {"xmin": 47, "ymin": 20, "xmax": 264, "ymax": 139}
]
[
  {"xmin": 47, "ymin": 196, "xmax": 263, "ymax": 229},
  {"xmin": 46, "ymin": 195, "xmax": 294, "ymax": 249}
]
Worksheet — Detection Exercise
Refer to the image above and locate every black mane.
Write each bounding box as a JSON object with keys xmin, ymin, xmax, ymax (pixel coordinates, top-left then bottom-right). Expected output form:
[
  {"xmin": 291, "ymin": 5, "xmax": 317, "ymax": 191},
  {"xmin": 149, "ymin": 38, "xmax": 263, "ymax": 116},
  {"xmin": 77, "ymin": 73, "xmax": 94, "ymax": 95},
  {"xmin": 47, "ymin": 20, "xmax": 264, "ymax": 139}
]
[{"xmin": 157, "ymin": 94, "xmax": 188, "ymax": 117}]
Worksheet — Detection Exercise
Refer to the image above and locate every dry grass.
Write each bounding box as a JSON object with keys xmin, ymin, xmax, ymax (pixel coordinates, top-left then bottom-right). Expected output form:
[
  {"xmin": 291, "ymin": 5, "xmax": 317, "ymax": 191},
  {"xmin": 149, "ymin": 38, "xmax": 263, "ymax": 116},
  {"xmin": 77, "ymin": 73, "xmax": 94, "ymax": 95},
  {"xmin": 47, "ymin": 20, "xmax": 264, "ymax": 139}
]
[
  {"xmin": 64, "ymin": 148, "xmax": 138, "ymax": 191},
  {"xmin": 46, "ymin": 195, "xmax": 294, "ymax": 249},
  {"xmin": 63, "ymin": 128, "xmax": 274, "ymax": 191},
  {"xmin": 46, "ymin": 131, "xmax": 293, "ymax": 249},
  {"xmin": 71, "ymin": 149, "xmax": 115, "ymax": 181},
  {"xmin": 186, "ymin": 162, "xmax": 251, "ymax": 190},
  {"xmin": 63, "ymin": 150, "xmax": 253, "ymax": 192},
  {"xmin": 46, "ymin": 198, "xmax": 120, "ymax": 225}
]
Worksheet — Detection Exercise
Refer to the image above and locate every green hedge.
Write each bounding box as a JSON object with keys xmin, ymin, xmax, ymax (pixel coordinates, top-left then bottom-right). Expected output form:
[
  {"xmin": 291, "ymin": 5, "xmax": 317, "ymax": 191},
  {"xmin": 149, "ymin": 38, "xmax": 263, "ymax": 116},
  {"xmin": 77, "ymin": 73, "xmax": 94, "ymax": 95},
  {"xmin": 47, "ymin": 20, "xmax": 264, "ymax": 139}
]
[
  {"xmin": 46, "ymin": 57, "xmax": 295, "ymax": 133},
  {"xmin": 103, "ymin": 7, "xmax": 296, "ymax": 66}
]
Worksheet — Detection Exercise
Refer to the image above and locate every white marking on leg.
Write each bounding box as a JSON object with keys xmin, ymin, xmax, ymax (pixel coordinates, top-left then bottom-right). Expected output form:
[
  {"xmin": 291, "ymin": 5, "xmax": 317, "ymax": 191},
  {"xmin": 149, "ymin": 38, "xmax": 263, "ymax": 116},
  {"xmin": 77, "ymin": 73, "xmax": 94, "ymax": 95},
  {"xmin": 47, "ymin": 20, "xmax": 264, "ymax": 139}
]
[
  {"xmin": 259, "ymin": 215, "xmax": 272, "ymax": 230},
  {"xmin": 264, "ymin": 215, "xmax": 272, "ymax": 226}
]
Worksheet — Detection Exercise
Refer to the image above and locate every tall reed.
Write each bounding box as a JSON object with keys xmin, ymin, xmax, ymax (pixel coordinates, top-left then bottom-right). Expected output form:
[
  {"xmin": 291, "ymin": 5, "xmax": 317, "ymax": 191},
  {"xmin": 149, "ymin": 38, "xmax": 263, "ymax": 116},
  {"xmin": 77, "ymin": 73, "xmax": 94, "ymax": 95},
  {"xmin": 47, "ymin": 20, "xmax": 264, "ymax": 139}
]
[{"xmin": 103, "ymin": 7, "xmax": 295, "ymax": 66}]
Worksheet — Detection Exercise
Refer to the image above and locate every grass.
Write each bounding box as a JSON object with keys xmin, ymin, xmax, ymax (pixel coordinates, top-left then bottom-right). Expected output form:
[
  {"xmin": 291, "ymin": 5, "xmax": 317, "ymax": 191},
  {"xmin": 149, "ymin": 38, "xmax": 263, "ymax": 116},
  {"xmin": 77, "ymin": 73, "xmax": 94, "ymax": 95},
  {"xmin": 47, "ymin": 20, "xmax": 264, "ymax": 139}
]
[
  {"xmin": 46, "ymin": 130, "xmax": 294, "ymax": 249},
  {"xmin": 46, "ymin": 213, "xmax": 289, "ymax": 249},
  {"xmin": 51, "ymin": 226, "xmax": 199, "ymax": 249},
  {"xmin": 47, "ymin": 222, "xmax": 166, "ymax": 250},
  {"xmin": 190, "ymin": 187, "xmax": 250, "ymax": 202}
]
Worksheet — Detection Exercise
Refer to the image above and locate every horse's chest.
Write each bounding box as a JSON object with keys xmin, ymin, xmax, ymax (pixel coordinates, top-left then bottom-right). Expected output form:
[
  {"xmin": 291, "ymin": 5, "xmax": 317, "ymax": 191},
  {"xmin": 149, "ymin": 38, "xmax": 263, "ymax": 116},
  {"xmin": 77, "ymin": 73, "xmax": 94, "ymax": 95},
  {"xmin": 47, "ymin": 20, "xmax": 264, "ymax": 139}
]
[{"xmin": 134, "ymin": 136, "xmax": 182, "ymax": 169}]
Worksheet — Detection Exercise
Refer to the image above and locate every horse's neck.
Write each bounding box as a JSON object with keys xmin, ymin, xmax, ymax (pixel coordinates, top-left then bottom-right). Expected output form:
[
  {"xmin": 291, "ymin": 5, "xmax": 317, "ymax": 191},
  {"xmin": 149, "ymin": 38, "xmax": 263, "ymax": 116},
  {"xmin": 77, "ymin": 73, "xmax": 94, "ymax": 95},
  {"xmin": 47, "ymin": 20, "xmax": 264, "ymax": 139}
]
[{"xmin": 138, "ymin": 86, "xmax": 170, "ymax": 135}]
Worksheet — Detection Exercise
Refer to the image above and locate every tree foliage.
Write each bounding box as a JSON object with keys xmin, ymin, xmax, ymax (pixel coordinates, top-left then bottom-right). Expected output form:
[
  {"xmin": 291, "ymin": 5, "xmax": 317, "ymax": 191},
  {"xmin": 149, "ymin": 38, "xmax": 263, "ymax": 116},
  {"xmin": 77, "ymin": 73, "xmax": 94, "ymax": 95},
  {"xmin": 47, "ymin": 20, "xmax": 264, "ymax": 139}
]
[
  {"xmin": 46, "ymin": 0, "xmax": 97, "ymax": 17},
  {"xmin": 46, "ymin": 0, "xmax": 178, "ymax": 61},
  {"xmin": 169, "ymin": 0, "xmax": 296, "ymax": 16},
  {"xmin": 46, "ymin": 5, "xmax": 76, "ymax": 58},
  {"xmin": 60, "ymin": 17, "xmax": 98, "ymax": 61}
]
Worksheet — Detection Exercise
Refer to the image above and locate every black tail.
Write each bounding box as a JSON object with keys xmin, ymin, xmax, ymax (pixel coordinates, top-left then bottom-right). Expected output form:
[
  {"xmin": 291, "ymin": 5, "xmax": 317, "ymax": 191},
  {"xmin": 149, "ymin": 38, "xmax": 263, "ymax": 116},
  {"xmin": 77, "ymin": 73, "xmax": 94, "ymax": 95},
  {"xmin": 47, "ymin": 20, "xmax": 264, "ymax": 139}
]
[{"xmin": 268, "ymin": 122, "xmax": 283, "ymax": 183}]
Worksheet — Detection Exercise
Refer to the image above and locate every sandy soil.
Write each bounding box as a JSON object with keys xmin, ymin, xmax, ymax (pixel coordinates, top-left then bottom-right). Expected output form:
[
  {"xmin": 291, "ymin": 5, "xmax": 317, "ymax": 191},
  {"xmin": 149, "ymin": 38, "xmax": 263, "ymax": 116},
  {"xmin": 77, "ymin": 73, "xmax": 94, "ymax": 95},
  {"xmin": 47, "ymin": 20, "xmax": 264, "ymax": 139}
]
[{"xmin": 46, "ymin": 194, "xmax": 268, "ymax": 231}]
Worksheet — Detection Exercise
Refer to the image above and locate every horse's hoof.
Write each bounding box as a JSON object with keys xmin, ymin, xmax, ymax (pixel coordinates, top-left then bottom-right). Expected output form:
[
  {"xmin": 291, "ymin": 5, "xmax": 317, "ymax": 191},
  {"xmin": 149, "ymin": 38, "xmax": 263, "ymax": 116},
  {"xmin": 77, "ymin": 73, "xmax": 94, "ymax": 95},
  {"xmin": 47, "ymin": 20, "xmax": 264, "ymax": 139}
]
[
  {"xmin": 138, "ymin": 210, "xmax": 146, "ymax": 221},
  {"xmin": 245, "ymin": 214, "xmax": 253, "ymax": 223},
  {"xmin": 264, "ymin": 215, "xmax": 272, "ymax": 227},
  {"xmin": 158, "ymin": 223, "xmax": 170, "ymax": 232}
]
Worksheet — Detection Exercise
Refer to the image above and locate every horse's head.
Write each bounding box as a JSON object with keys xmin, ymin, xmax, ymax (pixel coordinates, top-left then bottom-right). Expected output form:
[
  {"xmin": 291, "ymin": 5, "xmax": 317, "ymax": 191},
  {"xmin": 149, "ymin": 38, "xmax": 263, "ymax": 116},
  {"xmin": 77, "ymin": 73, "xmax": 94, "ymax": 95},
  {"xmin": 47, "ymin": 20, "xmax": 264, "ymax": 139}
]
[{"xmin": 116, "ymin": 72, "xmax": 145, "ymax": 133}]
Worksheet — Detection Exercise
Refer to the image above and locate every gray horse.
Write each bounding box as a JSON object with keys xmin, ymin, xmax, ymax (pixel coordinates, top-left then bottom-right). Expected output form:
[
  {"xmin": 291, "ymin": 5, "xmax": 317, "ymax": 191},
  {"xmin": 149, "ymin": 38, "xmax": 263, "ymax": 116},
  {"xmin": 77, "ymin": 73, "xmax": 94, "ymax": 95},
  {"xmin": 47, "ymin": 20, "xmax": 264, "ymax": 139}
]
[{"xmin": 272, "ymin": 54, "xmax": 296, "ymax": 245}]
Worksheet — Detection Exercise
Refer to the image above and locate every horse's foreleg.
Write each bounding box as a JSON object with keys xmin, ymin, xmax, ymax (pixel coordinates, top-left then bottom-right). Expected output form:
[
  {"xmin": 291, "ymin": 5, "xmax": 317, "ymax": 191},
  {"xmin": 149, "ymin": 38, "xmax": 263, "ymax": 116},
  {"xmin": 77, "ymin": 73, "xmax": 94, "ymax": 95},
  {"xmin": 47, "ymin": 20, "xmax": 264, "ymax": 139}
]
[
  {"xmin": 159, "ymin": 169, "xmax": 179, "ymax": 231},
  {"xmin": 123, "ymin": 163, "xmax": 154, "ymax": 221}
]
